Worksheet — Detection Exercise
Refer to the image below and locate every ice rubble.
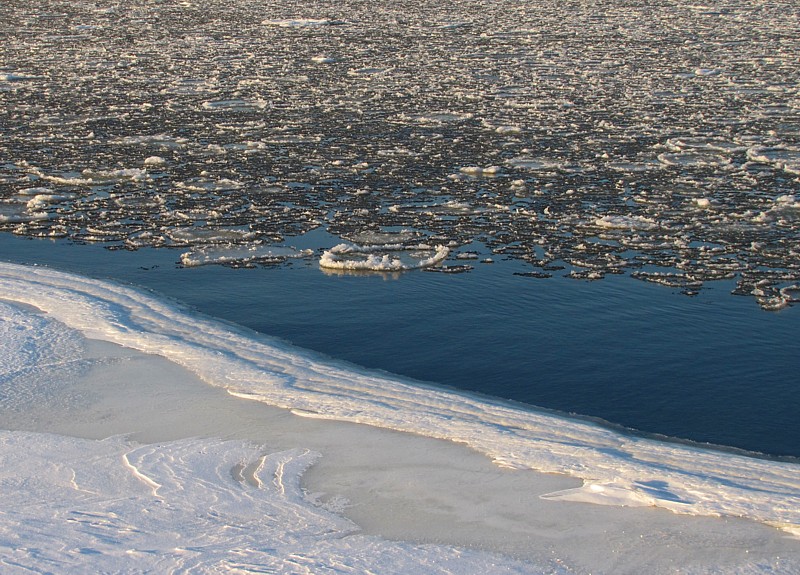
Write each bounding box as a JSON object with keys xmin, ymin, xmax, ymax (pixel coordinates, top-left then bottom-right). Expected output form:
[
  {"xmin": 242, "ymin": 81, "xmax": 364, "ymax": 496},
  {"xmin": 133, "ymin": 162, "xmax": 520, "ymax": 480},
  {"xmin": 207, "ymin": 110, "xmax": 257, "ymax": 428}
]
[{"xmin": 0, "ymin": 0, "xmax": 798, "ymax": 308}]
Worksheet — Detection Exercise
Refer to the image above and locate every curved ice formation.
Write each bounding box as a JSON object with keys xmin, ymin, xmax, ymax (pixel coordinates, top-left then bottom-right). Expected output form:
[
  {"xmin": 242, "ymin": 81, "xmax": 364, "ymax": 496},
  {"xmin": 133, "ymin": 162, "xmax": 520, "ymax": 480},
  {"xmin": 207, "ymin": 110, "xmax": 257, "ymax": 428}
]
[
  {"xmin": 319, "ymin": 243, "xmax": 449, "ymax": 271},
  {"xmin": 0, "ymin": 432, "xmax": 544, "ymax": 574},
  {"xmin": 1, "ymin": 262, "xmax": 799, "ymax": 538}
]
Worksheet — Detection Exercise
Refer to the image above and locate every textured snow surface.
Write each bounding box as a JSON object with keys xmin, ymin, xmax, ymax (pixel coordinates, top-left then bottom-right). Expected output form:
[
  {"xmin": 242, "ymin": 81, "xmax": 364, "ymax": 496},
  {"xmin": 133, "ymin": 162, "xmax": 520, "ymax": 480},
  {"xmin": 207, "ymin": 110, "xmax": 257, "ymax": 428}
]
[{"xmin": 0, "ymin": 432, "xmax": 553, "ymax": 574}]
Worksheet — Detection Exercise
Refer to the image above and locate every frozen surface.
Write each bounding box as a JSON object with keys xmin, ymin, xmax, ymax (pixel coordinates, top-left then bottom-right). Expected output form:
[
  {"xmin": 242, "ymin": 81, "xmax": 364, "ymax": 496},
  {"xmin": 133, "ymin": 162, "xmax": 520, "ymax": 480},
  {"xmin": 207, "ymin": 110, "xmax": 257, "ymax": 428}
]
[
  {"xmin": 2, "ymin": 262, "xmax": 799, "ymax": 534},
  {"xmin": 1, "ymin": 0, "xmax": 799, "ymax": 308},
  {"xmin": 1, "ymin": 262, "xmax": 800, "ymax": 573},
  {"xmin": 0, "ymin": 432, "xmax": 558, "ymax": 574}
]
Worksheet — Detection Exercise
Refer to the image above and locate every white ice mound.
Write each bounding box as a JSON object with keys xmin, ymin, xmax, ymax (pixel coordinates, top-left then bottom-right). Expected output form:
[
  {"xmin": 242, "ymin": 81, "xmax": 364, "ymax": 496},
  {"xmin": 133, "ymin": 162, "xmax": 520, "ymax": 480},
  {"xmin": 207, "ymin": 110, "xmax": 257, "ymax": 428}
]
[
  {"xmin": 1, "ymin": 262, "xmax": 799, "ymax": 538},
  {"xmin": 319, "ymin": 243, "xmax": 449, "ymax": 271},
  {"xmin": 459, "ymin": 165, "xmax": 502, "ymax": 177},
  {"xmin": 541, "ymin": 479, "xmax": 693, "ymax": 509}
]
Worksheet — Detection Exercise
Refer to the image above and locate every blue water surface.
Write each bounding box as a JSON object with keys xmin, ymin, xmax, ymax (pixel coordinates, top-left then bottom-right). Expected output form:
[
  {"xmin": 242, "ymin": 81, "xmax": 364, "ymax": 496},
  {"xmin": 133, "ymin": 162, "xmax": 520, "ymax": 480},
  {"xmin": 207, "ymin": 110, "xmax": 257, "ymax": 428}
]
[{"xmin": 2, "ymin": 233, "xmax": 798, "ymax": 458}]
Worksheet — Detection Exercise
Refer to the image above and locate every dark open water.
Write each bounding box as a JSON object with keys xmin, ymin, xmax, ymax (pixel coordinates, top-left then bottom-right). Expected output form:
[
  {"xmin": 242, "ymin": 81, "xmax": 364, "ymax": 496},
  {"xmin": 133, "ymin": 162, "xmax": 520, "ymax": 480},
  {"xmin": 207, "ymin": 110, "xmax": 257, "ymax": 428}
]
[{"xmin": 2, "ymin": 232, "xmax": 798, "ymax": 458}]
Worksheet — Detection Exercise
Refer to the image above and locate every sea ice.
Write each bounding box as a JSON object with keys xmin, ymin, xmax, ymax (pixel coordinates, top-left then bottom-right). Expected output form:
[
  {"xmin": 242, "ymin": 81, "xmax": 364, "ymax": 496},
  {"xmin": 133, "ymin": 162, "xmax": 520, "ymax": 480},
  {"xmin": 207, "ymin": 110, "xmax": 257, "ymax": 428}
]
[
  {"xmin": 319, "ymin": 243, "xmax": 449, "ymax": 271},
  {"xmin": 594, "ymin": 214, "xmax": 659, "ymax": 231},
  {"xmin": 263, "ymin": 19, "xmax": 343, "ymax": 27},
  {"xmin": 180, "ymin": 244, "xmax": 313, "ymax": 267}
]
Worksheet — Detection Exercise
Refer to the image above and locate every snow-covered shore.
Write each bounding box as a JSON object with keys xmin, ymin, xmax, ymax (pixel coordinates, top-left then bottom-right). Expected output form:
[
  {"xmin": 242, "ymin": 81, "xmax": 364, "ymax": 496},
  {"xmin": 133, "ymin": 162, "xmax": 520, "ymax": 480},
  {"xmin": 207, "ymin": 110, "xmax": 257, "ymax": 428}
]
[{"xmin": 1, "ymin": 261, "xmax": 799, "ymax": 573}]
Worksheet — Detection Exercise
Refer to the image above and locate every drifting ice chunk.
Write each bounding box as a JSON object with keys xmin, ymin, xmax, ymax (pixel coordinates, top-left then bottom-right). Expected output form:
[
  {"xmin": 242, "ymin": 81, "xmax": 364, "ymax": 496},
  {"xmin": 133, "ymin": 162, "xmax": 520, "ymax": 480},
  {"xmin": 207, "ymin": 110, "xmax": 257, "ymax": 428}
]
[
  {"xmin": 747, "ymin": 146, "xmax": 800, "ymax": 175},
  {"xmin": 180, "ymin": 244, "xmax": 313, "ymax": 267},
  {"xmin": 657, "ymin": 151, "xmax": 731, "ymax": 167},
  {"xmin": 665, "ymin": 137, "xmax": 744, "ymax": 153},
  {"xmin": 594, "ymin": 215, "xmax": 659, "ymax": 231},
  {"xmin": 319, "ymin": 243, "xmax": 449, "ymax": 271},
  {"xmin": 459, "ymin": 166, "xmax": 502, "ymax": 177},
  {"xmin": 507, "ymin": 156, "xmax": 563, "ymax": 171},
  {"xmin": 167, "ymin": 227, "xmax": 256, "ymax": 245},
  {"xmin": 263, "ymin": 19, "xmax": 344, "ymax": 27},
  {"xmin": 143, "ymin": 156, "xmax": 166, "ymax": 166}
]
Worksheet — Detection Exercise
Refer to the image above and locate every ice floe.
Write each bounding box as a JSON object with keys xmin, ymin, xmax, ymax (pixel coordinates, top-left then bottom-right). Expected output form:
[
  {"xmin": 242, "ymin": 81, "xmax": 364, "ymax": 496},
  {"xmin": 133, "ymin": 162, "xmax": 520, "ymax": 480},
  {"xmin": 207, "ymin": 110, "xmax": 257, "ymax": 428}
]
[
  {"xmin": 319, "ymin": 243, "xmax": 449, "ymax": 271},
  {"xmin": 181, "ymin": 244, "xmax": 313, "ymax": 267}
]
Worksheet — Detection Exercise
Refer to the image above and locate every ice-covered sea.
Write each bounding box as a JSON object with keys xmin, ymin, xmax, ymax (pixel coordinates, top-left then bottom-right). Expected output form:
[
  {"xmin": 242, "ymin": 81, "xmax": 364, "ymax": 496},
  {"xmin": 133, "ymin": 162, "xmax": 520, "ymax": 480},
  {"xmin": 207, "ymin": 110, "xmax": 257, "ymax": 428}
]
[{"xmin": 2, "ymin": 0, "xmax": 800, "ymax": 572}]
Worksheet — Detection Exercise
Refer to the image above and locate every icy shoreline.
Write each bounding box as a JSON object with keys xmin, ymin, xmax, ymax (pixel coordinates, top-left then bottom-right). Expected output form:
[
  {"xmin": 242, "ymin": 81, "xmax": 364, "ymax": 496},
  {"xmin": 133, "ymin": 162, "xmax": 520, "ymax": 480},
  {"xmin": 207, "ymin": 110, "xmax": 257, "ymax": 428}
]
[{"xmin": 1, "ymin": 261, "xmax": 799, "ymax": 572}]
